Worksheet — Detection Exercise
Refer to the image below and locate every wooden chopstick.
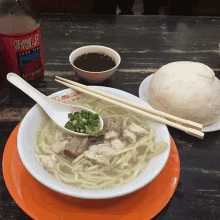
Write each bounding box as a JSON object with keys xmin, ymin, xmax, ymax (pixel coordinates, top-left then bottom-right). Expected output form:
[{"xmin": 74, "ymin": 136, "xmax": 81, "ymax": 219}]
[
  {"xmin": 56, "ymin": 76, "xmax": 203, "ymax": 131},
  {"xmin": 55, "ymin": 76, "xmax": 204, "ymax": 139}
]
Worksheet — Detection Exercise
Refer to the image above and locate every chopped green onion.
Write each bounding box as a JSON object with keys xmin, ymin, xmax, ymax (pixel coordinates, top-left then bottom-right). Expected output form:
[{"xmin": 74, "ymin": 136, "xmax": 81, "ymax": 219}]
[{"xmin": 64, "ymin": 110, "xmax": 101, "ymax": 137}]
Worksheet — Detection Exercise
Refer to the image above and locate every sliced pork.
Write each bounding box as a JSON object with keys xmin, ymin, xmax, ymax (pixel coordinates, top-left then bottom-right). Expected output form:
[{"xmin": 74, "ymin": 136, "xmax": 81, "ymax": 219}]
[
  {"xmin": 52, "ymin": 140, "xmax": 69, "ymax": 154},
  {"xmin": 105, "ymin": 130, "xmax": 119, "ymax": 139},
  {"xmin": 64, "ymin": 136, "xmax": 88, "ymax": 158},
  {"xmin": 111, "ymin": 138, "xmax": 124, "ymax": 152},
  {"xmin": 84, "ymin": 144, "xmax": 117, "ymax": 164},
  {"xmin": 35, "ymin": 154, "xmax": 57, "ymax": 168},
  {"xmin": 127, "ymin": 123, "xmax": 148, "ymax": 135},
  {"xmin": 122, "ymin": 129, "xmax": 136, "ymax": 144},
  {"xmin": 100, "ymin": 117, "xmax": 122, "ymax": 137},
  {"xmin": 105, "ymin": 117, "xmax": 122, "ymax": 133}
]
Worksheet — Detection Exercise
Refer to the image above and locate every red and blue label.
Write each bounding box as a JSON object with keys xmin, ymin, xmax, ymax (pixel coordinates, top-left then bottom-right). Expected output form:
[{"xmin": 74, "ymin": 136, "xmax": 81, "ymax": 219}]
[{"xmin": 0, "ymin": 26, "xmax": 44, "ymax": 81}]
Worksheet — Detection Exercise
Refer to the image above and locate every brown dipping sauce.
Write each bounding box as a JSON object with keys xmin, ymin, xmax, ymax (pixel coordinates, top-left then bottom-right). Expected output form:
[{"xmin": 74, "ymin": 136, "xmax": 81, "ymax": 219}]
[{"xmin": 73, "ymin": 53, "xmax": 116, "ymax": 72}]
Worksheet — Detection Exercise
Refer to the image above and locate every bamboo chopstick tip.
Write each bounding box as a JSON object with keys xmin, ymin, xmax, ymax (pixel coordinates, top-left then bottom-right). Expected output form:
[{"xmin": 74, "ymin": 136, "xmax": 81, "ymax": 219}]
[{"xmin": 185, "ymin": 128, "xmax": 204, "ymax": 139}]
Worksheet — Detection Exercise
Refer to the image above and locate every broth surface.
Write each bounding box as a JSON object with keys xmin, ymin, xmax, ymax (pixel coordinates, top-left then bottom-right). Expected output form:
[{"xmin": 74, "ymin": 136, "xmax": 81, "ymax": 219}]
[{"xmin": 35, "ymin": 96, "xmax": 167, "ymax": 190}]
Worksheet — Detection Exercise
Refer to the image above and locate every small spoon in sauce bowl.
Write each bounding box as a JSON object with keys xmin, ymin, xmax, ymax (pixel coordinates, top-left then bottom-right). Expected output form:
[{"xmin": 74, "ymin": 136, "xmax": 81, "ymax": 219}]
[{"xmin": 7, "ymin": 73, "xmax": 104, "ymax": 136}]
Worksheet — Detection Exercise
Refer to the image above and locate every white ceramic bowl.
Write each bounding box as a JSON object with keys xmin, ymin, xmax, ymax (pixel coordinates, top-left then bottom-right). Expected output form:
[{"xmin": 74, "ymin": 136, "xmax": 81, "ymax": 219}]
[
  {"xmin": 17, "ymin": 87, "xmax": 171, "ymax": 199},
  {"xmin": 69, "ymin": 45, "xmax": 121, "ymax": 83}
]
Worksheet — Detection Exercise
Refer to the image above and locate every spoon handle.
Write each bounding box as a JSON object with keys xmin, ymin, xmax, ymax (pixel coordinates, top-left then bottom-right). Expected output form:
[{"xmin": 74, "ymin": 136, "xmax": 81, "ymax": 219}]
[{"xmin": 7, "ymin": 72, "xmax": 50, "ymax": 110}]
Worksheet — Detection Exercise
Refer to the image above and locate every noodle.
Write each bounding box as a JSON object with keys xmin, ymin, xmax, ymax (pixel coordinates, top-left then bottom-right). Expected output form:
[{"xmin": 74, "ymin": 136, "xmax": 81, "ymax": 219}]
[{"xmin": 34, "ymin": 95, "xmax": 167, "ymax": 190}]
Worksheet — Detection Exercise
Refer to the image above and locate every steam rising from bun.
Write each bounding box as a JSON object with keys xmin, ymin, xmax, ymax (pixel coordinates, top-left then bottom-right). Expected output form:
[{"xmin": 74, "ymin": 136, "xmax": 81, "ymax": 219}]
[{"xmin": 148, "ymin": 61, "xmax": 220, "ymax": 126}]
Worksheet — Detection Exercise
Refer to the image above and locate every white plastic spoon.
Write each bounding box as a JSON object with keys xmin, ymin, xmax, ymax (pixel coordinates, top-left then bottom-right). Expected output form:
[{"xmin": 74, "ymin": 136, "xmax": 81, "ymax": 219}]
[{"xmin": 7, "ymin": 73, "xmax": 104, "ymax": 136}]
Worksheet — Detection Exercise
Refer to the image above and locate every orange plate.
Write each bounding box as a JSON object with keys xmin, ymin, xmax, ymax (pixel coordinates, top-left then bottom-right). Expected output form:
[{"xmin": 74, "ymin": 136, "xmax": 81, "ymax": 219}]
[{"xmin": 3, "ymin": 124, "xmax": 180, "ymax": 220}]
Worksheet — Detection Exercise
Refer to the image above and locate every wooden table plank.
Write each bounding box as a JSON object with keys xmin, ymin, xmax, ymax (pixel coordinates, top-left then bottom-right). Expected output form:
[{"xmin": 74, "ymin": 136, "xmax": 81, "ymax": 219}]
[{"xmin": 1, "ymin": 14, "xmax": 220, "ymax": 220}]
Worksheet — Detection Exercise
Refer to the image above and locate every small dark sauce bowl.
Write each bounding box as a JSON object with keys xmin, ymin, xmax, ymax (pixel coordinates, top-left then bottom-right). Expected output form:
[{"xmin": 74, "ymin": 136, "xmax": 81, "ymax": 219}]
[{"xmin": 69, "ymin": 45, "xmax": 121, "ymax": 83}]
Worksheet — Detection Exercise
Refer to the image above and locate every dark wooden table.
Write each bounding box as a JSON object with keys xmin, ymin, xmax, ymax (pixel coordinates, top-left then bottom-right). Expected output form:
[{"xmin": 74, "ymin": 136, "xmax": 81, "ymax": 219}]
[{"xmin": 1, "ymin": 13, "xmax": 220, "ymax": 219}]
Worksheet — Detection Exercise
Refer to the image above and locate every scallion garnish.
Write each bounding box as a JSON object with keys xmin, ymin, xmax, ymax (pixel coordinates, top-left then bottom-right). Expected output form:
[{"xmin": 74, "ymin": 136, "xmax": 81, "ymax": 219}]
[{"xmin": 64, "ymin": 110, "xmax": 101, "ymax": 137}]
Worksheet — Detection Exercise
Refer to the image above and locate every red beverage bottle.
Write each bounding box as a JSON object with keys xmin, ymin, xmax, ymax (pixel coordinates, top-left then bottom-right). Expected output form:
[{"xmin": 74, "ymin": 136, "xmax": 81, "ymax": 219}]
[{"xmin": 0, "ymin": 0, "xmax": 44, "ymax": 102}]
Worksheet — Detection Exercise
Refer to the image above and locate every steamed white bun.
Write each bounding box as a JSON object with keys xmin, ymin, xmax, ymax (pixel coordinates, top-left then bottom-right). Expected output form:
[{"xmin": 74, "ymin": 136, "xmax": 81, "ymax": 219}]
[{"xmin": 148, "ymin": 61, "xmax": 220, "ymax": 126}]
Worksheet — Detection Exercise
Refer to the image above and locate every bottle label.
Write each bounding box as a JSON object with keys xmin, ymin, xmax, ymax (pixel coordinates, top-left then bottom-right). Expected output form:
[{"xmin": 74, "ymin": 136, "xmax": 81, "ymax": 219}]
[{"xmin": 0, "ymin": 27, "xmax": 44, "ymax": 81}]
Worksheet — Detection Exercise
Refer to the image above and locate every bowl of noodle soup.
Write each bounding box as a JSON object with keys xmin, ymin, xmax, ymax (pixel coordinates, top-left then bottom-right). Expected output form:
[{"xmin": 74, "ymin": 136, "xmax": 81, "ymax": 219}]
[{"xmin": 17, "ymin": 87, "xmax": 171, "ymax": 199}]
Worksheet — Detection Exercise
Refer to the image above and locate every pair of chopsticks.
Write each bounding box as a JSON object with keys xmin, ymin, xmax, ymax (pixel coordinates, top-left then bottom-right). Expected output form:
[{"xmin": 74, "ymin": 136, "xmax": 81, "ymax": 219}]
[{"xmin": 55, "ymin": 76, "xmax": 204, "ymax": 139}]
